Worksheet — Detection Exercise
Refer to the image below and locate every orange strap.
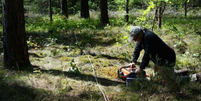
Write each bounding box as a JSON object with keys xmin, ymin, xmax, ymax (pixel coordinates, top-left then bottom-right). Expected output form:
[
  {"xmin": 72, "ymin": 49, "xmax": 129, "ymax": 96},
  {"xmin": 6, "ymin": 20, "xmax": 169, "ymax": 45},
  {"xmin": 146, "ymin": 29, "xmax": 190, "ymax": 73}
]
[{"xmin": 121, "ymin": 68, "xmax": 131, "ymax": 75}]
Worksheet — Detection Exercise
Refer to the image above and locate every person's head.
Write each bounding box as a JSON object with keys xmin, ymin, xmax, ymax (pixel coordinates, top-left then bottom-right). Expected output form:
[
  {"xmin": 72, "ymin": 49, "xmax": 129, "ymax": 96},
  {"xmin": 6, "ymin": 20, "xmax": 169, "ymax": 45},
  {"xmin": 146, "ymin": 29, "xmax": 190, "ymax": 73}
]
[{"xmin": 129, "ymin": 26, "xmax": 143, "ymax": 42}]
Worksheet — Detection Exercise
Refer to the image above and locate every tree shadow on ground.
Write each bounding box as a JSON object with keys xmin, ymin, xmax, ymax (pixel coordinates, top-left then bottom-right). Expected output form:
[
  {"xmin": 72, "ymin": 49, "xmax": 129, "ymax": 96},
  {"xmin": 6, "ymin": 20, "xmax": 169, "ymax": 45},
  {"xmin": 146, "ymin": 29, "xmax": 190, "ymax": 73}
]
[
  {"xmin": 0, "ymin": 80, "xmax": 37, "ymax": 101},
  {"xmin": 0, "ymin": 78, "xmax": 97, "ymax": 101},
  {"xmin": 2, "ymin": 65, "xmax": 201, "ymax": 101},
  {"xmin": 27, "ymin": 31, "xmax": 117, "ymax": 50},
  {"xmin": 28, "ymin": 65, "xmax": 125, "ymax": 86},
  {"xmin": 40, "ymin": 69, "xmax": 125, "ymax": 86},
  {"xmin": 0, "ymin": 68, "xmax": 105, "ymax": 101},
  {"xmin": 88, "ymin": 52, "xmax": 131, "ymax": 62}
]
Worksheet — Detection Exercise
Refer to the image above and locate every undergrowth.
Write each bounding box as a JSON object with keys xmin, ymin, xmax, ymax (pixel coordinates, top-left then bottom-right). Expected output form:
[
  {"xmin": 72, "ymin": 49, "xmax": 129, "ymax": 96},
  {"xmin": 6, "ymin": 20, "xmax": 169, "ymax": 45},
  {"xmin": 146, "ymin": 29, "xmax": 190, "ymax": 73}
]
[{"xmin": 0, "ymin": 9, "xmax": 201, "ymax": 101}]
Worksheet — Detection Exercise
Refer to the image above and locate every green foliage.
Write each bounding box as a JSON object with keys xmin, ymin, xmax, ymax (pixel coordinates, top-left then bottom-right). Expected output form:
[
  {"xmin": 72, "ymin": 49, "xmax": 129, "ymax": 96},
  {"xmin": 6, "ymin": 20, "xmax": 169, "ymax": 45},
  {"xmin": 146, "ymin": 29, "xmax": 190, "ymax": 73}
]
[
  {"xmin": 169, "ymin": 25, "xmax": 186, "ymax": 39},
  {"xmin": 33, "ymin": 69, "xmax": 42, "ymax": 75},
  {"xmin": 109, "ymin": 0, "xmax": 148, "ymax": 10},
  {"xmin": 68, "ymin": 59, "xmax": 81, "ymax": 74},
  {"xmin": 27, "ymin": 40, "xmax": 39, "ymax": 49},
  {"xmin": 24, "ymin": 0, "xmax": 61, "ymax": 15},
  {"xmin": 131, "ymin": 0, "xmax": 149, "ymax": 9},
  {"xmin": 143, "ymin": 1, "xmax": 155, "ymax": 16},
  {"xmin": 25, "ymin": 15, "xmax": 100, "ymax": 49},
  {"xmin": 50, "ymin": 49, "xmax": 61, "ymax": 56},
  {"xmin": 89, "ymin": 0, "xmax": 99, "ymax": 10},
  {"xmin": 45, "ymin": 15, "xmax": 100, "ymax": 32},
  {"xmin": 110, "ymin": 18, "xmax": 124, "ymax": 26}
]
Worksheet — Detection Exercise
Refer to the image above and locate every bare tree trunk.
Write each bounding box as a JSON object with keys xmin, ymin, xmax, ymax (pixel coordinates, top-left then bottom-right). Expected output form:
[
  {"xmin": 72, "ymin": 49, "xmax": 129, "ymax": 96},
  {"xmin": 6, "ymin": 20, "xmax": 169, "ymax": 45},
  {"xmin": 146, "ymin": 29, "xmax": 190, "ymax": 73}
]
[
  {"xmin": 152, "ymin": 7, "xmax": 158, "ymax": 31},
  {"xmin": 49, "ymin": 0, "xmax": 53, "ymax": 21},
  {"xmin": 61, "ymin": 0, "xmax": 68, "ymax": 18},
  {"xmin": 158, "ymin": 6, "xmax": 162, "ymax": 28},
  {"xmin": 2, "ymin": 0, "xmax": 31, "ymax": 69},
  {"xmin": 155, "ymin": 1, "xmax": 166, "ymax": 29},
  {"xmin": 184, "ymin": 0, "xmax": 187, "ymax": 18},
  {"xmin": 126, "ymin": 0, "xmax": 129, "ymax": 22},
  {"xmin": 100, "ymin": 0, "xmax": 109, "ymax": 25},
  {"xmin": 81, "ymin": 0, "xmax": 90, "ymax": 18}
]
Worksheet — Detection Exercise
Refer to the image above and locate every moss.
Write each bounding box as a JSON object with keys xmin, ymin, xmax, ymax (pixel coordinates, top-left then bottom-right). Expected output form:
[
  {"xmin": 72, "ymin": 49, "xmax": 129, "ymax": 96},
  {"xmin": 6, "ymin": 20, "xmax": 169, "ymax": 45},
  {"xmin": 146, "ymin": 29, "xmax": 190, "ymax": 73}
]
[
  {"xmin": 78, "ymin": 58, "xmax": 90, "ymax": 63},
  {"xmin": 97, "ymin": 66, "xmax": 118, "ymax": 79},
  {"xmin": 60, "ymin": 56, "xmax": 71, "ymax": 61}
]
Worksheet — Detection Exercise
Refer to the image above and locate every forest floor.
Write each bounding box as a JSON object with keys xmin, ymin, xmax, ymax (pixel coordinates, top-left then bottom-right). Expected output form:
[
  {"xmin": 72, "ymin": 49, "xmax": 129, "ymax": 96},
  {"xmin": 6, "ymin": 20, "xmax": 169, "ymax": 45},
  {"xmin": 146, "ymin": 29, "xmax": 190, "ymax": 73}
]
[{"xmin": 0, "ymin": 9, "xmax": 201, "ymax": 101}]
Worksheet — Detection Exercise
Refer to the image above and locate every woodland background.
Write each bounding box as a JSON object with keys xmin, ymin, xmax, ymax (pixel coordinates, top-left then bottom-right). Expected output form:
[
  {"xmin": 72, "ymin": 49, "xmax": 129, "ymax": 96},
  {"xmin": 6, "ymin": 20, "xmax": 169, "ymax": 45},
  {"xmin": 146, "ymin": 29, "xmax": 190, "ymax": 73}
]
[{"xmin": 0, "ymin": 0, "xmax": 201, "ymax": 101}]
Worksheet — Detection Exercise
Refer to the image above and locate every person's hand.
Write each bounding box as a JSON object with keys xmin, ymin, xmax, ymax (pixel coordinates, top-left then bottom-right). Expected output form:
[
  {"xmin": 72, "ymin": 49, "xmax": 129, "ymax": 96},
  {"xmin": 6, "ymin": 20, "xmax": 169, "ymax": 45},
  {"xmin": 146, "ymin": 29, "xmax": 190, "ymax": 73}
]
[
  {"xmin": 135, "ymin": 67, "xmax": 142, "ymax": 73},
  {"xmin": 128, "ymin": 63, "xmax": 136, "ymax": 69}
]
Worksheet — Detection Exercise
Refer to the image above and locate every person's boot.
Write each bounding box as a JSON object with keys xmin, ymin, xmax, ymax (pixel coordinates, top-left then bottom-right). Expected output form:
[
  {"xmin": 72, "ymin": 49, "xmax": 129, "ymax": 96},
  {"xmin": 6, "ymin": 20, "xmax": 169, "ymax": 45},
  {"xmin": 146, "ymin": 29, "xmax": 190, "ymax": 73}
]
[{"xmin": 174, "ymin": 69, "xmax": 188, "ymax": 76}]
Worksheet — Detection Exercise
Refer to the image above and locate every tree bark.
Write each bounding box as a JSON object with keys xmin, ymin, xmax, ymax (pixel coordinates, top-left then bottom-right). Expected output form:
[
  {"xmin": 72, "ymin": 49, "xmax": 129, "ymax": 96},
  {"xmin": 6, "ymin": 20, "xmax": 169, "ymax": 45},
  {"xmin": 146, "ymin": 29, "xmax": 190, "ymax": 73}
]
[
  {"xmin": 184, "ymin": 0, "xmax": 187, "ymax": 18},
  {"xmin": 126, "ymin": 0, "xmax": 129, "ymax": 22},
  {"xmin": 72, "ymin": 0, "xmax": 77, "ymax": 8},
  {"xmin": 81, "ymin": 0, "xmax": 90, "ymax": 18},
  {"xmin": 100, "ymin": 0, "xmax": 109, "ymax": 25},
  {"xmin": 49, "ymin": 0, "xmax": 53, "ymax": 21},
  {"xmin": 152, "ymin": 8, "xmax": 158, "ymax": 31},
  {"xmin": 156, "ymin": 1, "xmax": 166, "ymax": 29},
  {"xmin": 2, "ymin": 0, "xmax": 31, "ymax": 69},
  {"xmin": 61, "ymin": 0, "xmax": 68, "ymax": 18},
  {"xmin": 158, "ymin": 6, "xmax": 162, "ymax": 28}
]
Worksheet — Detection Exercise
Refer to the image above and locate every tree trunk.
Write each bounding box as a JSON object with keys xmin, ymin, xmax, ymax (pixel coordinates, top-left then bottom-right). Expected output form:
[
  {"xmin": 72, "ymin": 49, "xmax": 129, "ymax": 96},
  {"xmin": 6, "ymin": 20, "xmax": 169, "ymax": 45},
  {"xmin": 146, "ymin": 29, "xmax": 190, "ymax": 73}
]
[
  {"xmin": 100, "ymin": 0, "xmax": 109, "ymax": 25},
  {"xmin": 126, "ymin": 0, "xmax": 129, "ymax": 22},
  {"xmin": 49, "ymin": 0, "xmax": 53, "ymax": 21},
  {"xmin": 152, "ymin": 8, "xmax": 158, "ymax": 31},
  {"xmin": 2, "ymin": 0, "xmax": 31, "ymax": 69},
  {"xmin": 184, "ymin": 0, "xmax": 187, "ymax": 18},
  {"xmin": 81, "ymin": 0, "xmax": 90, "ymax": 18},
  {"xmin": 199, "ymin": 0, "xmax": 201, "ymax": 7},
  {"xmin": 61, "ymin": 0, "xmax": 68, "ymax": 18},
  {"xmin": 156, "ymin": 1, "xmax": 166, "ymax": 29},
  {"xmin": 158, "ymin": 6, "xmax": 162, "ymax": 28}
]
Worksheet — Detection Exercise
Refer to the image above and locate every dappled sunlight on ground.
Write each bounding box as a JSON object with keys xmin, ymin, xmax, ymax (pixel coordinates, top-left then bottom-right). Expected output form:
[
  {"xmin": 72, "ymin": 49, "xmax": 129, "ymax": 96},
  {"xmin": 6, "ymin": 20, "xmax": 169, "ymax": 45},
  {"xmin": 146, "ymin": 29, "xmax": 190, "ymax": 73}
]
[{"xmin": 97, "ymin": 66, "xmax": 119, "ymax": 79}]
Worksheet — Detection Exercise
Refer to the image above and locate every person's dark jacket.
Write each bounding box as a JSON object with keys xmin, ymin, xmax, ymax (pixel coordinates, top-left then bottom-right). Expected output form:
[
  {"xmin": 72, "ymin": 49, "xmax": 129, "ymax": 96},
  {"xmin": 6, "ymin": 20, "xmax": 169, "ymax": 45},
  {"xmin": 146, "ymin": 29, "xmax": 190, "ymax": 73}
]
[{"xmin": 132, "ymin": 29, "xmax": 176, "ymax": 70}]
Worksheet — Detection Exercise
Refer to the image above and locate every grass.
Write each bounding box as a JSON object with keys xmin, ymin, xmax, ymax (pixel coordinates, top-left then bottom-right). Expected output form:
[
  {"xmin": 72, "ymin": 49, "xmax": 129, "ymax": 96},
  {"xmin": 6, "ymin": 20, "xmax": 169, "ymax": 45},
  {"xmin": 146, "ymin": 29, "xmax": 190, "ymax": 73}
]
[{"xmin": 0, "ymin": 9, "xmax": 201, "ymax": 101}]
